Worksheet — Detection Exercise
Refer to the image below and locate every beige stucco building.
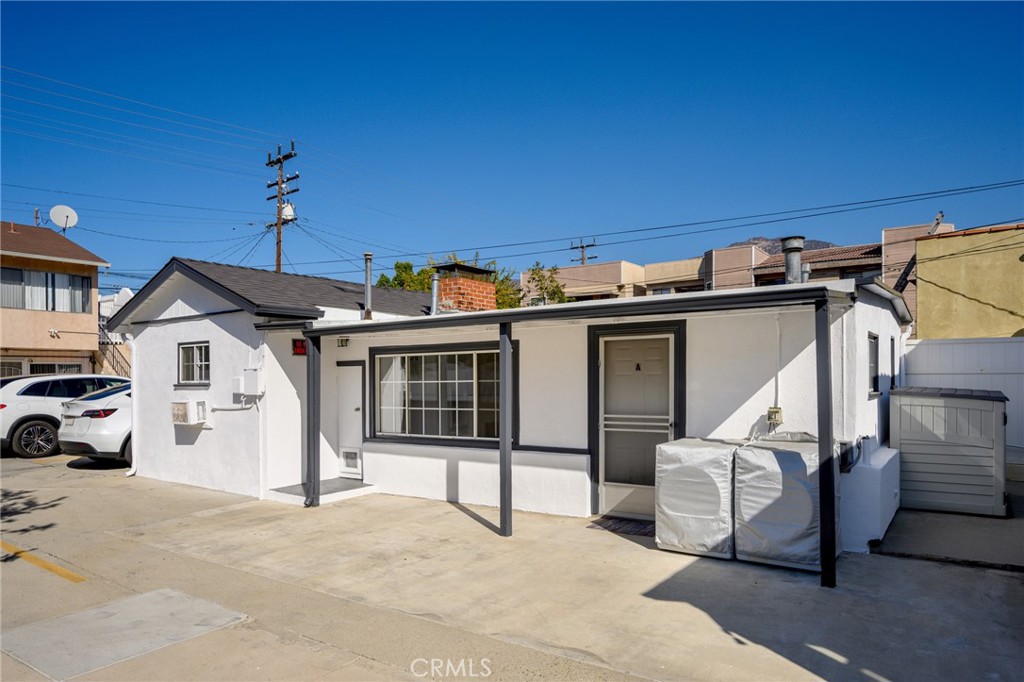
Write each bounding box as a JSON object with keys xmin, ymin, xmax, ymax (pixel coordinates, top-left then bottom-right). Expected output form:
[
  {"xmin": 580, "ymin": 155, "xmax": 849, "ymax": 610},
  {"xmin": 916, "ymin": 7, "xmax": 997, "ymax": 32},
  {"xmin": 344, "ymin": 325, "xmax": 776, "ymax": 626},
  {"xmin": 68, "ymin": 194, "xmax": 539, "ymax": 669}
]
[
  {"xmin": 914, "ymin": 224, "xmax": 1024, "ymax": 339},
  {"xmin": 1, "ymin": 221, "xmax": 110, "ymax": 376}
]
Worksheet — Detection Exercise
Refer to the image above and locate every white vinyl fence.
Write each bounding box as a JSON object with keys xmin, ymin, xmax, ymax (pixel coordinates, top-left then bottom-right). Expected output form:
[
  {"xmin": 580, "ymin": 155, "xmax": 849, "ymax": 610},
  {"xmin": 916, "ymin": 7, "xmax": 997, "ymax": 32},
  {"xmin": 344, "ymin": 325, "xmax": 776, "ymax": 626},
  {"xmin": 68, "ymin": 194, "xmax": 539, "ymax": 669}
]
[{"xmin": 904, "ymin": 338, "xmax": 1023, "ymax": 457}]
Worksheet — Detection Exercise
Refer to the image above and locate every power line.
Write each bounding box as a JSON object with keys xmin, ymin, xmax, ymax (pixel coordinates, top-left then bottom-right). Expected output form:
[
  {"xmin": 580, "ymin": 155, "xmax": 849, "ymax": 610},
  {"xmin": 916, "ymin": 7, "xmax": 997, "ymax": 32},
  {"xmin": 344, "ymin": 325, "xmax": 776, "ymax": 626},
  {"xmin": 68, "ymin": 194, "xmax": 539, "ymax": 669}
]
[
  {"xmin": 236, "ymin": 229, "xmax": 273, "ymax": 266},
  {"xmin": 1, "ymin": 66, "xmax": 282, "ymax": 140},
  {"xmin": 3, "ymin": 109, "xmax": 258, "ymax": 169},
  {"xmin": 3, "ymin": 128, "xmax": 264, "ymax": 180},
  {"xmin": 294, "ymin": 223, "xmax": 364, "ymax": 269},
  {"xmin": 248, "ymin": 179, "xmax": 1024, "ymax": 270},
  {"xmin": 1, "ymin": 183, "xmax": 266, "ymax": 215},
  {"xmin": 207, "ymin": 231, "xmax": 267, "ymax": 262},
  {"xmin": 1, "ymin": 201, "xmax": 255, "ymax": 224},
  {"xmin": 298, "ymin": 216, "xmax": 407, "ymax": 255},
  {"xmin": 1, "ymin": 78, "xmax": 270, "ymax": 145},
  {"xmin": 1, "ymin": 94, "xmax": 260, "ymax": 150},
  {"xmin": 76, "ymin": 226, "xmax": 258, "ymax": 244}
]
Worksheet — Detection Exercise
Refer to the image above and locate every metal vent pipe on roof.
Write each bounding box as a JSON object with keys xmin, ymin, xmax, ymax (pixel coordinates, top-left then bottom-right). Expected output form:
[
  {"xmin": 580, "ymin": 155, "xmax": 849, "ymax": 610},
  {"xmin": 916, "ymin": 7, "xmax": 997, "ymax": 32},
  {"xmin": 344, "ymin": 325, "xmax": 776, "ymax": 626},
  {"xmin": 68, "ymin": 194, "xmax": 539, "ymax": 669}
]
[
  {"xmin": 363, "ymin": 252, "xmax": 373, "ymax": 320},
  {"xmin": 780, "ymin": 236, "xmax": 805, "ymax": 285},
  {"xmin": 430, "ymin": 273, "xmax": 440, "ymax": 315},
  {"xmin": 801, "ymin": 263, "xmax": 812, "ymax": 283}
]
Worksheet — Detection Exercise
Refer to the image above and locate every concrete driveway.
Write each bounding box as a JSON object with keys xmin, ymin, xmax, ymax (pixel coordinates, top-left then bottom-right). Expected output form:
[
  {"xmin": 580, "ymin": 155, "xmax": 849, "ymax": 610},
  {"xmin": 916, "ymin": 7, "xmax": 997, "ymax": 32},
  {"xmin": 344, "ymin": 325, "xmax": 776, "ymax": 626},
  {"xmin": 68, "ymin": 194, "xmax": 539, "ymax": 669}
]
[{"xmin": 3, "ymin": 454, "xmax": 1022, "ymax": 681}]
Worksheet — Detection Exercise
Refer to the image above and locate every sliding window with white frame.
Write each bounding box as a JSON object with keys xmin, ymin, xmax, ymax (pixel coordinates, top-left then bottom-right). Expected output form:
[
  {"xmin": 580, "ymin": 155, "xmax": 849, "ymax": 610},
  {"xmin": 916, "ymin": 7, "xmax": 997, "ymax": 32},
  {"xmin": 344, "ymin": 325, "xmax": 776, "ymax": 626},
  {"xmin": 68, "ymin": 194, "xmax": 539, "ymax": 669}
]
[{"xmin": 375, "ymin": 349, "xmax": 500, "ymax": 440}]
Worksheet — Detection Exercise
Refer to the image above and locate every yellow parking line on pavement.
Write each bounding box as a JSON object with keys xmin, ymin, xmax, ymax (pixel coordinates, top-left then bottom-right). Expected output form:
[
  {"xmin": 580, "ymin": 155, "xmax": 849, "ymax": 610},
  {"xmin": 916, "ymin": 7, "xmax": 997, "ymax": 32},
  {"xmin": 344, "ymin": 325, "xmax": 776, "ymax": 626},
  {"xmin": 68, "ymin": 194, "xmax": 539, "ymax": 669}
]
[{"xmin": 0, "ymin": 540, "xmax": 86, "ymax": 583}]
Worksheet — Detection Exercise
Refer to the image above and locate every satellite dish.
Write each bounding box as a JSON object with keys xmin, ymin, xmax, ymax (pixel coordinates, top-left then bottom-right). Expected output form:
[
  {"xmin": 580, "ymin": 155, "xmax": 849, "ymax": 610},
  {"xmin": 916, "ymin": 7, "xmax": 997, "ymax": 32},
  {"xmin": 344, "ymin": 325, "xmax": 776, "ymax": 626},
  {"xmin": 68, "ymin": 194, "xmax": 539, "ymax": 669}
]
[{"xmin": 49, "ymin": 205, "xmax": 79, "ymax": 233}]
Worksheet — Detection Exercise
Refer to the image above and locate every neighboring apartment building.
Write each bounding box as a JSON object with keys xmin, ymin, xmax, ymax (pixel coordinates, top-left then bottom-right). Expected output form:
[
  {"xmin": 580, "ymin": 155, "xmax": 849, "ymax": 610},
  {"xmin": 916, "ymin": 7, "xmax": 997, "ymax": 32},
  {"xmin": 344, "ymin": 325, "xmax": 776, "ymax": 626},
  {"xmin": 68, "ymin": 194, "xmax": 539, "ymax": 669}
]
[
  {"xmin": 913, "ymin": 223, "xmax": 1024, "ymax": 339},
  {"xmin": 0, "ymin": 221, "xmax": 109, "ymax": 377},
  {"xmin": 529, "ymin": 222, "xmax": 954, "ymax": 329}
]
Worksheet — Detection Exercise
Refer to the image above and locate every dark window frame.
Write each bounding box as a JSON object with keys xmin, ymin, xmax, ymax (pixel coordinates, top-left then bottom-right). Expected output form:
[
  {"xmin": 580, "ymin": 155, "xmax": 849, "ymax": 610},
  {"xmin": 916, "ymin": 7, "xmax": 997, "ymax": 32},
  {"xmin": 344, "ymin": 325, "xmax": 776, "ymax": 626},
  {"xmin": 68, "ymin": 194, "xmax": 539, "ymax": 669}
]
[
  {"xmin": 890, "ymin": 336, "xmax": 897, "ymax": 390},
  {"xmin": 868, "ymin": 333, "xmax": 880, "ymax": 396},
  {"xmin": 176, "ymin": 340, "xmax": 211, "ymax": 386},
  {"xmin": 368, "ymin": 341, "xmax": 519, "ymax": 449},
  {"xmin": 0, "ymin": 266, "xmax": 91, "ymax": 313}
]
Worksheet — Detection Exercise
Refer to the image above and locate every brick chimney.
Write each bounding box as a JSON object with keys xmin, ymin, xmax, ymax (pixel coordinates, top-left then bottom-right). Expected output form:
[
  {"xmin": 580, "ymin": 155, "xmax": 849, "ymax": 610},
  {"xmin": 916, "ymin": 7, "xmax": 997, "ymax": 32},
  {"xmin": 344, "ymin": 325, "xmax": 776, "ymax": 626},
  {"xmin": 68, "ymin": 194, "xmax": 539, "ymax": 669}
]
[{"xmin": 434, "ymin": 263, "xmax": 497, "ymax": 312}]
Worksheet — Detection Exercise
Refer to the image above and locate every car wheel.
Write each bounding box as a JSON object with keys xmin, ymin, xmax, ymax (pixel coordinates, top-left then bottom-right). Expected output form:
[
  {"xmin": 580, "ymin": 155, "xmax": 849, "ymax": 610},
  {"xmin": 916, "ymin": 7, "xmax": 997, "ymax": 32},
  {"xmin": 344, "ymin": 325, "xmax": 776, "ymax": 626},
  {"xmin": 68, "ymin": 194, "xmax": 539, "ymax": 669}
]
[
  {"xmin": 122, "ymin": 438, "xmax": 132, "ymax": 466},
  {"xmin": 12, "ymin": 420, "xmax": 59, "ymax": 458}
]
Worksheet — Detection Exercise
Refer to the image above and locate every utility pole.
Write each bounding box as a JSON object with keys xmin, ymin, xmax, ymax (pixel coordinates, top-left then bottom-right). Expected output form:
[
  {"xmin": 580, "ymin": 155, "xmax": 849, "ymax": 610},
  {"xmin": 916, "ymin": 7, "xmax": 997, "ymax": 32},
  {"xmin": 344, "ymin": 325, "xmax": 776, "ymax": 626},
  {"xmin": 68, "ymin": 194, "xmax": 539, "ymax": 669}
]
[
  {"xmin": 266, "ymin": 140, "xmax": 300, "ymax": 273},
  {"xmin": 570, "ymin": 239, "xmax": 598, "ymax": 265}
]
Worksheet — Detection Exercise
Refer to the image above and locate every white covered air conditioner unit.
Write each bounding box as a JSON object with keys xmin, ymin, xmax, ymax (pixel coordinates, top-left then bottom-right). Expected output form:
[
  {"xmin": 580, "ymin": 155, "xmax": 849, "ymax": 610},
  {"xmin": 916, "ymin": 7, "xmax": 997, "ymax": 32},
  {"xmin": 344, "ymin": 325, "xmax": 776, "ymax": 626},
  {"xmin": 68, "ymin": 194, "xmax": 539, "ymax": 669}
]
[{"xmin": 171, "ymin": 400, "xmax": 207, "ymax": 426}]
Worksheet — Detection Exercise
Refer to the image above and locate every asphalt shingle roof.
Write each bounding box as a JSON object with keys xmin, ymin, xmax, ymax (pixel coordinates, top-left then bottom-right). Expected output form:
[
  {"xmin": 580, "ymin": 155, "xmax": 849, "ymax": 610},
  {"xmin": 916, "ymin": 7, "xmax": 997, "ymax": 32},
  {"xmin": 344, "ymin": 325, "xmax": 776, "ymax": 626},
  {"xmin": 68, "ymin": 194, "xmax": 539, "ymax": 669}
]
[
  {"xmin": 1, "ymin": 221, "xmax": 108, "ymax": 265},
  {"xmin": 176, "ymin": 258, "xmax": 431, "ymax": 317}
]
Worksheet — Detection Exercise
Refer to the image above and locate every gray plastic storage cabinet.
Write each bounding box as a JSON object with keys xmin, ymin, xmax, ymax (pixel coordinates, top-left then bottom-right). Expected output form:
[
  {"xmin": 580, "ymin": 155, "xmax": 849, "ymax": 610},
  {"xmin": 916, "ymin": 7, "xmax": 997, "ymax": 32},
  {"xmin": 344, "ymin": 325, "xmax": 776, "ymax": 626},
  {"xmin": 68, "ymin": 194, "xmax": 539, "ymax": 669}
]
[{"xmin": 890, "ymin": 387, "xmax": 1008, "ymax": 517}]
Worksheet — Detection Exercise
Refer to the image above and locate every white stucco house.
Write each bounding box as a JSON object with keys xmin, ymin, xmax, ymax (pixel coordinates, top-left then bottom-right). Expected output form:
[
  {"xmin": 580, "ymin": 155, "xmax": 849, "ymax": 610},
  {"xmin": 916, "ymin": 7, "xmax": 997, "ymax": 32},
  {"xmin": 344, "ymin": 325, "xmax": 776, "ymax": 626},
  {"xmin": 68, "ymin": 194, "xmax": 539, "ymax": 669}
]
[{"xmin": 110, "ymin": 255, "xmax": 913, "ymax": 587}]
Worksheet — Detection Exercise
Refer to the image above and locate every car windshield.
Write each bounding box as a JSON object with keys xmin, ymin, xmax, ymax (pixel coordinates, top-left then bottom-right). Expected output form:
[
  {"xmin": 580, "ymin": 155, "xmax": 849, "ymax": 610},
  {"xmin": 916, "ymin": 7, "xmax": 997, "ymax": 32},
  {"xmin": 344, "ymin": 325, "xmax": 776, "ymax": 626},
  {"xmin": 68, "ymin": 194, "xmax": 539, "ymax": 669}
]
[
  {"xmin": 78, "ymin": 383, "xmax": 131, "ymax": 401},
  {"xmin": 0, "ymin": 376, "xmax": 26, "ymax": 389}
]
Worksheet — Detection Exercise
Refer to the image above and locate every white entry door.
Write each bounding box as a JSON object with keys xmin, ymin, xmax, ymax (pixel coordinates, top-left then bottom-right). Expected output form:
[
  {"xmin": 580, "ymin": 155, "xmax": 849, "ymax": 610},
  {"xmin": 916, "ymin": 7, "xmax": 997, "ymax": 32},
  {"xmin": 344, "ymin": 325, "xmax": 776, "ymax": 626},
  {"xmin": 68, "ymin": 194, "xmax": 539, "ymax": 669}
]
[
  {"xmin": 600, "ymin": 336, "xmax": 673, "ymax": 518},
  {"xmin": 337, "ymin": 364, "xmax": 364, "ymax": 479}
]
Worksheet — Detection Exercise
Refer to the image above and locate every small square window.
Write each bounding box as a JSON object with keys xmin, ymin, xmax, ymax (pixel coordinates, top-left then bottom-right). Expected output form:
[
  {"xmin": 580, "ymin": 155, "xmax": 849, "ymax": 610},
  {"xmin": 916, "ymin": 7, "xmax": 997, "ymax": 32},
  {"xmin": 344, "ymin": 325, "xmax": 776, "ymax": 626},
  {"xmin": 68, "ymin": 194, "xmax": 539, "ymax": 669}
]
[{"xmin": 179, "ymin": 342, "xmax": 210, "ymax": 384}]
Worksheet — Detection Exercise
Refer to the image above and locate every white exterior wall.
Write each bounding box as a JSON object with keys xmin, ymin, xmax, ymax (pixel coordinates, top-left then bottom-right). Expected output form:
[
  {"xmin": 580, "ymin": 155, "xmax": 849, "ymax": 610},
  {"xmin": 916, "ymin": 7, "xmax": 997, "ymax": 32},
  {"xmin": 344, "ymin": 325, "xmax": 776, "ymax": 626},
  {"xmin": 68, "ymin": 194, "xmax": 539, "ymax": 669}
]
[
  {"xmin": 323, "ymin": 327, "xmax": 593, "ymax": 517},
  {"xmin": 323, "ymin": 326, "xmax": 592, "ymax": 516},
  {"xmin": 847, "ymin": 293, "xmax": 903, "ymax": 450},
  {"xmin": 263, "ymin": 331, "xmax": 308, "ymax": 491},
  {"xmin": 839, "ymin": 292, "xmax": 906, "ymax": 552},
  {"xmin": 516, "ymin": 324, "xmax": 588, "ymax": 448},
  {"xmin": 126, "ymin": 277, "xmax": 904, "ymax": 541},
  {"xmin": 130, "ymin": 277, "xmax": 263, "ymax": 497},
  {"xmin": 362, "ymin": 443, "xmax": 591, "ymax": 517},
  {"xmin": 686, "ymin": 309, "xmax": 819, "ymax": 439}
]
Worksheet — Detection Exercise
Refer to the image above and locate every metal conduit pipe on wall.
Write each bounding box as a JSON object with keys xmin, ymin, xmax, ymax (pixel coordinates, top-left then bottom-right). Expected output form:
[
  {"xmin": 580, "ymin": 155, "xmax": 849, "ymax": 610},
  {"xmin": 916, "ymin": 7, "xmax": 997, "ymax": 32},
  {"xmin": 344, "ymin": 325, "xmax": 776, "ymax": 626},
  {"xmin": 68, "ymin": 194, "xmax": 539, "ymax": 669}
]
[{"xmin": 124, "ymin": 335, "xmax": 139, "ymax": 478}]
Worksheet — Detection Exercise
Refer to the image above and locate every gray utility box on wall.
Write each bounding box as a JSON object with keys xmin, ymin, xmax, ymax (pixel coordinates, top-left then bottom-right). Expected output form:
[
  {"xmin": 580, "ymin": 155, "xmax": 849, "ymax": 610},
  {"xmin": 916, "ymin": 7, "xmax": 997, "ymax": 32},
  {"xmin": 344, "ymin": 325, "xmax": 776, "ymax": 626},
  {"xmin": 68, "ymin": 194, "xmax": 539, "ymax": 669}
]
[{"xmin": 890, "ymin": 387, "xmax": 1008, "ymax": 517}]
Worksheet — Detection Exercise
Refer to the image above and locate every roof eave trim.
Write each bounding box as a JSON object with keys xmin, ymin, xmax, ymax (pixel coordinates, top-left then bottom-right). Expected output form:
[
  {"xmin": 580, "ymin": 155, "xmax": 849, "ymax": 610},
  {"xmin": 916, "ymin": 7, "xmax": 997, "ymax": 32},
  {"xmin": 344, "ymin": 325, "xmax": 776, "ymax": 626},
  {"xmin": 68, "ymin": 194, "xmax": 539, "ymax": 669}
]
[
  {"xmin": 1, "ymin": 250, "xmax": 110, "ymax": 267},
  {"xmin": 253, "ymin": 305, "xmax": 326, "ymax": 319},
  {"xmin": 305, "ymin": 286, "xmax": 851, "ymax": 337},
  {"xmin": 855, "ymin": 276, "xmax": 913, "ymax": 325},
  {"xmin": 108, "ymin": 258, "xmax": 261, "ymax": 330}
]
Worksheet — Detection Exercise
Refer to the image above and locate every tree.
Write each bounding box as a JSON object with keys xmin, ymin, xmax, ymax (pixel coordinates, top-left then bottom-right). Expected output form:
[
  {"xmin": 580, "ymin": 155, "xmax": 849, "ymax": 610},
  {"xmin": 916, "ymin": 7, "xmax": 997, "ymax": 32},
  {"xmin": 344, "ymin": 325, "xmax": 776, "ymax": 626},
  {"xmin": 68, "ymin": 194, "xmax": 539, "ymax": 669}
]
[
  {"xmin": 524, "ymin": 262, "xmax": 571, "ymax": 305},
  {"xmin": 376, "ymin": 253, "xmax": 523, "ymax": 309},
  {"xmin": 375, "ymin": 261, "xmax": 433, "ymax": 292}
]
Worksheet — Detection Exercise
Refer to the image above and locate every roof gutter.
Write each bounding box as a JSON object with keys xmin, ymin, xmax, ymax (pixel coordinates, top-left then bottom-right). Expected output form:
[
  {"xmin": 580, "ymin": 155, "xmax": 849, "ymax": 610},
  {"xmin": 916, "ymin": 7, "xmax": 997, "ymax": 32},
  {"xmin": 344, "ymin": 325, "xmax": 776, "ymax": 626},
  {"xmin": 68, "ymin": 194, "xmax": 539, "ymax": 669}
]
[
  {"xmin": 855, "ymin": 276, "xmax": 913, "ymax": 325},
  {"xmin": 304, "ymin": 285, "xmax": 852, "ymax": 338},
  {"xmin": 0, "ymin": 250, "xmax": 110, "ymax": 268}
]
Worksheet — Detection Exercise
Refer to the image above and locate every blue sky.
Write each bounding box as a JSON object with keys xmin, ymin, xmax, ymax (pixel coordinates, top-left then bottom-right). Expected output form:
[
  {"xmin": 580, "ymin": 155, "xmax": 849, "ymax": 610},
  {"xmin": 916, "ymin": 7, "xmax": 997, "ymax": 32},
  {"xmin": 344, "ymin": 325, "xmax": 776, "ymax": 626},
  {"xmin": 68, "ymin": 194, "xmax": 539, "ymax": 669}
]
[{"xmin": 2, "ymin": 1, "xmax": 1022, "ymax": 292}]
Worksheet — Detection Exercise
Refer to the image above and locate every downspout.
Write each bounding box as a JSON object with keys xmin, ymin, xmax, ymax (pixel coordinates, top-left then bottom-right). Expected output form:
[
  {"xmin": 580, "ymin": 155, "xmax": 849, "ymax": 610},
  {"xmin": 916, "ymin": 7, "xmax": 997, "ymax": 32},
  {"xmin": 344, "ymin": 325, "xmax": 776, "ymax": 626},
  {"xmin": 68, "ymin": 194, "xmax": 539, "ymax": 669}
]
[
  {"xmin": 124, "ymin": 334, "xmax": 139, "ymax": 477},
  {"xmin": 430, "ymin": 273, "xmax": 440, "ymax": 315},
  {"xmin": 363, "ymin": 252, "xmax": 373, "ymax": 320}
]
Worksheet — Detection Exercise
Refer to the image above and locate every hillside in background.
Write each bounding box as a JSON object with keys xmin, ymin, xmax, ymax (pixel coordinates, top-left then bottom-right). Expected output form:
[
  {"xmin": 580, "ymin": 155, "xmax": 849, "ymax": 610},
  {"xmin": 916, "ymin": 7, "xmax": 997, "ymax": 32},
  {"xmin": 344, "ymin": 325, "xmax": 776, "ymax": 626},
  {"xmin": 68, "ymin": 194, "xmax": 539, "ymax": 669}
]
[{"xmin": 727, "ymin": 236, "xmax": 838, "ymax": 254}]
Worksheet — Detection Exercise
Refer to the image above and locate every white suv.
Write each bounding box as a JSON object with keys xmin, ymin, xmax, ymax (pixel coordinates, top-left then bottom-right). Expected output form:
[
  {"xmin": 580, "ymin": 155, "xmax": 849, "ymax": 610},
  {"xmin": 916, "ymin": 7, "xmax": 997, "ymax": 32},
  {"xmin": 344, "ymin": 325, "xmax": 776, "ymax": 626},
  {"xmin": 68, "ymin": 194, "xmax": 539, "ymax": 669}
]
[
  {"xmin": 0, "ymin": 374, "xmax": 129, "ymax": 457},
  {"xmin": 59, "ymin": 384, "xmax": 133, "ymax": 463}
]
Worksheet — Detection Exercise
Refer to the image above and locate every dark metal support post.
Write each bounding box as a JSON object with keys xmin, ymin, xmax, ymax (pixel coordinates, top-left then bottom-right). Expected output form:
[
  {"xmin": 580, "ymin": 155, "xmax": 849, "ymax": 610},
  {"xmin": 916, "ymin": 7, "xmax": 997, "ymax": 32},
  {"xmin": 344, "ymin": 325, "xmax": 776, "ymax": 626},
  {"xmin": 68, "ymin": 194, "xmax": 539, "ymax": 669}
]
[
  {"xmin": 815, "ymin": 300, "xmax": 837, "ymax": 587},
  {"xmin": 304, "ymin": 335, "xmax": 322, "ymax": 507},
  {"xmin": 499, "ymin": 322, "xmax": 513, "ymax": 536}
]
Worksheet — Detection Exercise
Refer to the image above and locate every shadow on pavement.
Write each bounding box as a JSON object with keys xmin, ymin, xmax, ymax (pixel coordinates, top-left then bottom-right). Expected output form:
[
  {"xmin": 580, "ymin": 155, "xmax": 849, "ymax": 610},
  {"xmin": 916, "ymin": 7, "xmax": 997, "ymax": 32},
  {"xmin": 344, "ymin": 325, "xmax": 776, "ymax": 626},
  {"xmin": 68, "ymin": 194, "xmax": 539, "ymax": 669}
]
[
  {"xmin": 66, "ymin": 456, "xmax": 129, "ymax": 470},
  {"xmin": 449, "ymin": 502, "xmax": 501, "ymax": 534},
  {"xmin": 0, "ymin": 488, "xmax": 65, "ymax": 543}
]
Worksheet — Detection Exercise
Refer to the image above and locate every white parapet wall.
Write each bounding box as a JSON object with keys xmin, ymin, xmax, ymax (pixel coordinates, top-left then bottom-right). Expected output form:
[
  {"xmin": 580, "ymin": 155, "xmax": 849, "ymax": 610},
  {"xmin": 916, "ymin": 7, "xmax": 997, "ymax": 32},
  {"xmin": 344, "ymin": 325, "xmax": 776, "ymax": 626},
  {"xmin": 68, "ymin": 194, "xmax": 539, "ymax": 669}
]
[
  {"xmin": 840, "ymin": 446, "xmax": 901, "ymax": 552},
  {"xmin": 362, "ymin": 442, "xmax": 591, "ymax": 517}
]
